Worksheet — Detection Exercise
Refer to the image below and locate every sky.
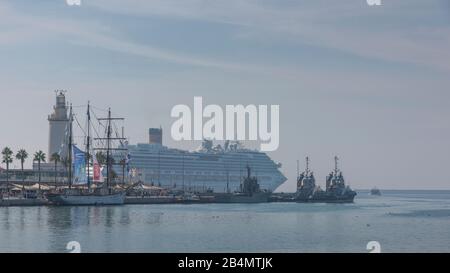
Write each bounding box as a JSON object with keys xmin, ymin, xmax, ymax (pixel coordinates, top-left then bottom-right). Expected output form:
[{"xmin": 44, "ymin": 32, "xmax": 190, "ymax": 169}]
[{"xmin": 0, "ymin": 0, "xmax": 449, "ymax": 191}]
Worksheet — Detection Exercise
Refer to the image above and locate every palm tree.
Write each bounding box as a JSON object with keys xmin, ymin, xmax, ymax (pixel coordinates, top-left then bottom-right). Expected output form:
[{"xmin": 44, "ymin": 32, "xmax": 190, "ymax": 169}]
[
  {"xmin": 50, "ymin": 152, "xmax": 60, "ymax": 188},
  {"xmin": 95, "ymin": 152, "xmax": 116, "ymax": 181},
  {"xmin": 15, "ymin": 149, "xmax": 28, "ymax": 182},
  {"xmin": 33, "ymin": 151, "xmax": 46, "ymax": 183},
  {"xmin": 95, "ymin": 151, "xmax": 106, "ymax": 165},
  {"xmin": 60, "ymin": 156, "xmax": 69, "ymax": 174},
  {"xmin": 2, "ymin": 147, "xmax": 13, "ymax": 186},
  {"xmin": 120, "ymin": 158, "xmax": 126, "ymax": 184}
]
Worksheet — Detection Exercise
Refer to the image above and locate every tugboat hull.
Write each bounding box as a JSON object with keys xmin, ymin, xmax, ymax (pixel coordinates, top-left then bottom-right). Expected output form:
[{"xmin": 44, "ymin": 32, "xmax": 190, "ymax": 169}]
[
  {"xmin": 296, "ymin": 192, "xmax": 357, "ymax": 203},
  {"xmin": 296, "ymin": 196, "xmax": 356, "ymax": 203},
  {"xmin": 47, "ymin": 192, "xmax": 125, "ymax": 206}
]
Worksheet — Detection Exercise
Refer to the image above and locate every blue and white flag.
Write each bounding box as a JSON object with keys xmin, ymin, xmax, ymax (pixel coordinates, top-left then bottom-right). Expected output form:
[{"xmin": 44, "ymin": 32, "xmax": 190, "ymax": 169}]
[
  {"xmin": 73, "ymin": 145, "xmax": 87, "ymax": 185},
  {"xmin": 125, "ymin": 153, "xmax": 132, "ymax": 175}
]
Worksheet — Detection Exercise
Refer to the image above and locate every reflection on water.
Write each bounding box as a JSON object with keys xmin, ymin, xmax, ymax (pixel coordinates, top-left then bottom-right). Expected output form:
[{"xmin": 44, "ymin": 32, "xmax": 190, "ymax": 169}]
[
  {"xmin": 390, "ymin": 209, "xmax": 450, "ymax": 218},
  {"xmin": 0, "ymin": 191, "xmax": 450, "ymax": 253},
  {"xmin": 2, "ymin": 207, "xmax": 10, "ymax": 232}
]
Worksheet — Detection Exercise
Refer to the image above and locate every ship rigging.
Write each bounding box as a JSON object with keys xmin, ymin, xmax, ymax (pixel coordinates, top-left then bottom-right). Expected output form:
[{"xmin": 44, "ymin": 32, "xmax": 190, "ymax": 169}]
[{"xmin": 46, "ymin": 102, "xmax": 129, "ymax": 205}]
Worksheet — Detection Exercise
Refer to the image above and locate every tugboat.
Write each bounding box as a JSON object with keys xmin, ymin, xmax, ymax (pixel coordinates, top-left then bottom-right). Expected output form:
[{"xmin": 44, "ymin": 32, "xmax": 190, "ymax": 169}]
[
  {"xmin": 47, "ymin": 103, "xmax": 127, "ymax": 206},
  {"xmin": 321, "ymin": 156, "xmax": 357, "ymax": 203},
  {"xmin": 295, "ymin": 157, "xmax": 323, "ymax": 202},
  {"xmin": 296, "ymin": 156, "xmax": 356, "ymax": 203},
  {"xmin": 214, "ymin": 165, "xmax": 271, "ymax": 203}
]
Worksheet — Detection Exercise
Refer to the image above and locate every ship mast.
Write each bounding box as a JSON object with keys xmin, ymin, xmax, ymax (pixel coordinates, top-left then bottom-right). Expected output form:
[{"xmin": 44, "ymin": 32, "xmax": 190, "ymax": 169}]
[
  {"xmin": 106, "ymin": 109, "xmax": 111, "ymax": 189},
  {"xmin": 86, "ymin": 102, "xmax": 91, "ymax": 189},
  {"xmin": 226, "ymin": 170, "xmax": 230, "ymax": 193},
  {"xmin": 182, "ymin": 153, "xmax": 185, "ymax": 192},
  {"xmin": 334, "ymin": 156, "xmax": 339, "ymax": 175},
  {"xmin": 94, "ymin": 108, "xmax": 126, "ymax": 190},
  {"xmin": 68, "ymin": 104, "xmax": 73, "ymax": 189},
  {"xmin": 225, "ymin": 162, "xmax": 230, "ymax": 193},
  {"xmin": 306, "ymin": 156, "xmax": 310, "ymax": 174},
  {"xmin": 158, "ymin": 151, "xmax": 161, "ymax": 185}
]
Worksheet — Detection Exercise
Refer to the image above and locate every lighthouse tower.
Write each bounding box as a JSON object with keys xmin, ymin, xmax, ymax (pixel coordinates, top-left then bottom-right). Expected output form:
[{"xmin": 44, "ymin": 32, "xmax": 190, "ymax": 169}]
[{"xmin": 48, "ymin": 91, "xmax": 69, "ymax": 158}]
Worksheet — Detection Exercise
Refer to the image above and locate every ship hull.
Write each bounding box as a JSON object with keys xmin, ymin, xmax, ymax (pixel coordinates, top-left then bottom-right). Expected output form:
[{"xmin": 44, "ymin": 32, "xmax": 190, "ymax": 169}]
[
  {"xmin": 125, "ymin": 196, "xmax": 178, "ymax": 204},
  {"xmin": 214, "ymin": 192, "xmax": 270, "ymax": 203},
  {"xmin": 115, "ymin": 143, "xmax": 287, "ymax": 192},
  {"xmin": 296, "ymin": 194, "xmax": 356, "ymax": 204},
  {"xmin": 47, "ymin": 192, "xmax": 125, "ymax": 206},
  {"xmin": 297, "ymin": 198, "xmax": 355, "ymax": 203}
]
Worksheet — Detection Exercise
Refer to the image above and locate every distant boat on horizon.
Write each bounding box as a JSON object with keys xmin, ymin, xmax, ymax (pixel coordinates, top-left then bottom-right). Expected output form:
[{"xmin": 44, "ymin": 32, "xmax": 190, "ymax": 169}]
[{"xmin": 370, "ymin": 187, "xmax": 382, "ymax": 196}]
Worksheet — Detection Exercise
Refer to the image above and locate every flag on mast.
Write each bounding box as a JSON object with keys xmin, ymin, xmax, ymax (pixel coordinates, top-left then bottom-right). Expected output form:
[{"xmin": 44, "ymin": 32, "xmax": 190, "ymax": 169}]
[
  {"xmin": 125, "ymin": 153, "xmax": 131, "ymax": 176},
  {"xmin": 73, "ymin": 145, "xmax": 87, "ymax": 185}
]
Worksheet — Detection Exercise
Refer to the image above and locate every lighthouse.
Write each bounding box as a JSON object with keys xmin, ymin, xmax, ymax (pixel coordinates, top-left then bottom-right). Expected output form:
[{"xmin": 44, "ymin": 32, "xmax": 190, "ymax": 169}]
[{"xmin": 48, "ymin": 91, "xmax": 70, "ymax": 158}]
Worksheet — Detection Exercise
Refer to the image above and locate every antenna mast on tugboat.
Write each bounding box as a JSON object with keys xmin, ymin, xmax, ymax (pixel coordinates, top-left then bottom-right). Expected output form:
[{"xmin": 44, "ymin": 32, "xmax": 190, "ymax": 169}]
[
  {"xmin": 334, "ymin": 156, "xmax": 339, "ymax": 175},
  {"xmin": 306, "ymin": 156, "xmax": 310, "ymax": 174}
]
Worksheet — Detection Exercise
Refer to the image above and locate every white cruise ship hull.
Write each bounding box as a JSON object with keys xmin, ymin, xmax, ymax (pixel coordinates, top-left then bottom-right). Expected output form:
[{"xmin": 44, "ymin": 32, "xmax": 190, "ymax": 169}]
[
  {"xmin": 47, "ymin": 192, "xmax": 125, "ymax": 206},
  {"xmin": 115, "ymin": 142, "xmax": 287, "ymax": 192}
]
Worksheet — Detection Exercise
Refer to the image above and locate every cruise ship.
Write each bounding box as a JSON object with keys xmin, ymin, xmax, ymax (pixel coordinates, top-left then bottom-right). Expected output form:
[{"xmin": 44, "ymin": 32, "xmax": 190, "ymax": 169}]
[{"xmin": 114, "ymin": 128, "xmax": 287, "ymax": 192}]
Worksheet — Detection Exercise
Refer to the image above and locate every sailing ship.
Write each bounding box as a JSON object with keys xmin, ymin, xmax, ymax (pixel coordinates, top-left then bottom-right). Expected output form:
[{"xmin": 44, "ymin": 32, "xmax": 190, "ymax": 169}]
[{"xmin": 47, "ymin": 103, "xmax": 128, "ymax": 206}]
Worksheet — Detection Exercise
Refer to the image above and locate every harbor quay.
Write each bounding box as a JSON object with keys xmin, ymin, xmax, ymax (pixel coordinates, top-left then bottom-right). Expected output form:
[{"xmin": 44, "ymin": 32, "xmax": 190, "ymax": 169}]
[{"xmin": 0, "ymin": 180, "xmax": 296, "ymax": 207}]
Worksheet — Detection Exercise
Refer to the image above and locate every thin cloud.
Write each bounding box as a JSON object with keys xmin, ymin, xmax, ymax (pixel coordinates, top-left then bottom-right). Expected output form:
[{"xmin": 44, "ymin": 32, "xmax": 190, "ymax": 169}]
[
  {"xmin": 0, "ymin": 2, "xmax": 293, "ymax": 76},
  {"xmin": 87, "ymin": 0, "xmax": 450, "ymax": 72},
  {"xmin": 2, "ymin": 1, "xmax": 450, "ymax": 73}
]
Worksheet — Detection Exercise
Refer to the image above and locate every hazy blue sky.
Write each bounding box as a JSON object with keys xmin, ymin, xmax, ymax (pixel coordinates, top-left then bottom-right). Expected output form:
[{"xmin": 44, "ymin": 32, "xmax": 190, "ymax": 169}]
[{"xmin": 1, "ymin": 0, "xmax": 449, "ymax": 190}]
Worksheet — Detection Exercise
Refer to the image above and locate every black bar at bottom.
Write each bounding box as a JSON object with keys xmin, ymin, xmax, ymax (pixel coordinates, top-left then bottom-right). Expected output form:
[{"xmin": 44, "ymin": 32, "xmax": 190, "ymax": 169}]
[{"xmin": 0, "ymin": 253, "xmax": 447, "ymax": 272}]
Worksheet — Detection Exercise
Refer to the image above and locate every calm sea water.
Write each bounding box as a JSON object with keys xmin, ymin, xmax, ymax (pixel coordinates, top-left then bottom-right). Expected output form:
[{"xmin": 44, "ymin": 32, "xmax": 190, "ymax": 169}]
[{"xmin": 1, "ymin": 190, "xmax": 450, "ymax": 253}]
